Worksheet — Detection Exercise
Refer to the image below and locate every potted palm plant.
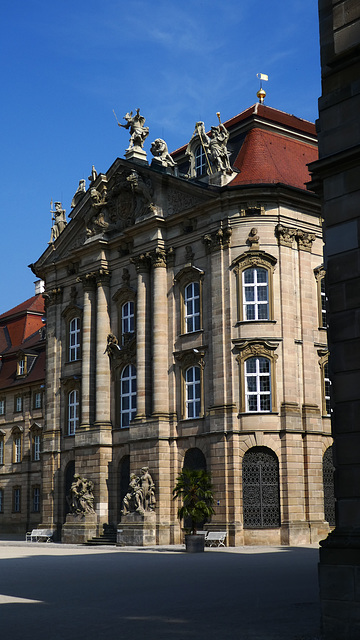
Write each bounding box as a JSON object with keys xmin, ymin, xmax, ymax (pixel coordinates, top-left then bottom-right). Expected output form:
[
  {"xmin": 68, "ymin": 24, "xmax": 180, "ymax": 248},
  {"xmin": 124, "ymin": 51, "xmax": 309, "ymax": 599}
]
[{"xmin": 173, "ymin": 468, "xmax": 215, "ymax": 552}]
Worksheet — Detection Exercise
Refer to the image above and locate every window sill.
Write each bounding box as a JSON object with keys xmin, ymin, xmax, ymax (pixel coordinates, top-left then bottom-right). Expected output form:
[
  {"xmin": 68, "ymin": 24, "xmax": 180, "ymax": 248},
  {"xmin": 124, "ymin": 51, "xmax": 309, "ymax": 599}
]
[
  {"xmin": 179, "ymin": 330, "xmax": 204, "ymax": 338},
  {"xmin": 238, "ymin": 412, "xmax": 279, "ymax": 416},
  {"xmin": 236, "ymin": 320, "xmax": 276, "ymax": 326}
]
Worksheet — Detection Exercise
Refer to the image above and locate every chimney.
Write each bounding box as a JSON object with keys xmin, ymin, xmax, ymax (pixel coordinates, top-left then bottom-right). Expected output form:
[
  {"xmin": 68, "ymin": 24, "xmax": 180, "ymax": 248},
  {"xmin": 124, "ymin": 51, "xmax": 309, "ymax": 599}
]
[{"xmin": 34, "ymin": 280, "xmax": 45, "ymax": 295}]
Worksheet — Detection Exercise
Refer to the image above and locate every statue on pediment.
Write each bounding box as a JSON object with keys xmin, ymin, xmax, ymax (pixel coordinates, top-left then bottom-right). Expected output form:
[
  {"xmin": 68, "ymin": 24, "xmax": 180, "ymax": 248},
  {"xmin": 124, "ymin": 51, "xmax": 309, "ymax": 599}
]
[
  {"xmin": 71, "ymin": 179, "xmax": 87, "ymax": 209},
  {"xmin": 49, "ymin": 202, "xmax": 67, "ymax": 244},
  {"xmin": 209, "ymin": 122, "xmax": 232, "ymax": 174},
  {"xmin": 121, "ymin": 467, "xmax": 156, "ymax": 516},
  {"xmin": 118, "ymin": 108, "xmax": 149, "ymax": 150},
  {"xmin": 151, "ymin": 138, "xmax": 176, "ymax": 168}
]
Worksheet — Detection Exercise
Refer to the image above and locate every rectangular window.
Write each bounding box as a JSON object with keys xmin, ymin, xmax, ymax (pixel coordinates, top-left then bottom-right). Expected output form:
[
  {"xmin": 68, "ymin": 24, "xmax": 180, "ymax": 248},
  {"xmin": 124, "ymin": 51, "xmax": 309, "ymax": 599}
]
[
  {"xmin": 33, "ymin": 435, "xmax": 40, "ymax": 461},
  {"xmin": 324, "ymin": 362, "xmax": 331, "ymax": 416},
  {"xmin": 243, "ymin": 268, "xmax": 269, "ymax": 321},
  {"xmin": 0, "ymin": 488, "xmax": 3, "ymax": 513},
  {"xmin": 15, "ymin": 396, "xmax": 22, "ymax": 412},
  {"xmin": 18, "ymin": 359, "xmax": 25, "ymax": 376},
  {"xmin": 245, "ymin": 357, "xmax": 271, "ymax": 413},
  {"xmin": 68, "ymin": 390, "xmax": 79, "ymax": 435},
  {"xmin": 0, "ymin": 399, "xmax": 5, "ymax": 415},
  {"xmin": 184, "ymin": 282, "xmax": 200, "ymax": 333},
  {"xmin": 69, "ymin": 317, "xmax": 81, "ymax": 361},
  {"xmin": 32, "ymin": 487, "xmax": 40, "ymax": 512},
  {"xmin": 14, "ymin": 437, "xmax": 21, "ymax": 463},
  {"xmin": 34, "ymin": 392, "xmax": 42, "ymax": 409},
  {"xmin": 13, "ymin": 488, "xmax": 21, "ymax": 513},
  {"xmin": 321, "ymin": 277, "xmax": 327, "ymax": 328},
  {"xmin": 0, "ymin": 439, "xmax": 3, "ymax": 465}
]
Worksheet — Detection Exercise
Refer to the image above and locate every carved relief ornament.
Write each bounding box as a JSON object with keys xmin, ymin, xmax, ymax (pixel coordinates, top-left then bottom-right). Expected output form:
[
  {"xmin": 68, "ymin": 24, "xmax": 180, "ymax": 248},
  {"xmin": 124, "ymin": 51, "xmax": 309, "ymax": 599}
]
[
  {"xmin": 202, "ymin": 226, "xmax": 232, "ymax": 253},
  {"xmin": 43, "ymin": 287, "xmax": 63, "ymax": 307},
  {"xmin": 106, "ymin": 167, "xmax": 156, "ymax": 231},
  {"xmin": 234, "ymin": 340, "xmax": 279, "ymax": 361},
  {"xmin": 275, "ymin": 224, "xmax": 316, "ymax": 251},
  {"xmin": 232, "ymin": 250, "xmax": 277, "ymax": 274}
]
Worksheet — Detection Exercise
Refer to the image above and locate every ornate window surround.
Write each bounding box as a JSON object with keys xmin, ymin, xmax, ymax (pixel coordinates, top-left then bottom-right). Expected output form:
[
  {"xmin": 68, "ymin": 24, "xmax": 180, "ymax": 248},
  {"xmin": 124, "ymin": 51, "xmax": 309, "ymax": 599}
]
[
  {"xmin": 174, "ymin": 348, "xmax": 206, "ymax": 420},
  {"xmin": 113, "ymin": 285, "xmax": 136, "ymax": 344},
  {"xmin": 232, "ymin": 251, "xmax": 277, "ymax": 323},
  {"xmin": 314, "ymin": 265, "xmax": 327, "ymax": 330},
  {"xmin": 11, "ymin": 426, "xmax": 23, "ymax": 463},
  {"xmin": 62, "ymin": 303, "xmax": 83, "ymax": 364},
  {"xmin": 318, "ymin": 350, "xmax": 331, "ymax": 417},
  {"xmin": 235, "ymin": 340, "xmax": 279, "ymax": 414},
  {"xmin": 174, "ymin": 265, "xmax": 204, "ymax": 335},
  {"xmin": 29, "ymin": 423, "xmax": 42, "ymax": 461}
]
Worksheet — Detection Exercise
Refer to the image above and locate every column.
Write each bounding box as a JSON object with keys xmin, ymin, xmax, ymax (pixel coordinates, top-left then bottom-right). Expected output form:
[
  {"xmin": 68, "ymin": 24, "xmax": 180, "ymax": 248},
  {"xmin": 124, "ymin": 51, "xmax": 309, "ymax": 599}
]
[
  {"xmin": 95, "ymin": 270, "xmax": 111, "ymax": 426},
  {"xmin": 80, "ymin": 274, "xmax": 96, "ymax": 428},
  {"xmin": 151, "ymin": 249, "xmax": 169, "ymax": 418},
  {"xmin": 133, "ymin": 255, "xmax": 151, "ymax": 419}
]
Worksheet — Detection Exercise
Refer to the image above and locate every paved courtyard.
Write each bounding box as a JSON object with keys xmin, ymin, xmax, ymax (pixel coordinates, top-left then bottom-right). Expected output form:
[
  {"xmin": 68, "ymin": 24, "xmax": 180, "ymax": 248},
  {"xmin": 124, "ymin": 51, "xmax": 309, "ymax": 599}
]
[{"xmin": 0, "ymin": 541, "xmax": 321, "ymax": 640}]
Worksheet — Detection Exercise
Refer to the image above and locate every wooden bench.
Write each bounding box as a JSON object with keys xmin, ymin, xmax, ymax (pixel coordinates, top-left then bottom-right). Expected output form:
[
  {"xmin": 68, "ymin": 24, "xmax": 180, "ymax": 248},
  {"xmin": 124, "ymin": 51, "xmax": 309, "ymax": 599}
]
[
  {"xmin": 204, "ymin": 531, "xmax": 227, "ymax": 547},
  {"xmin": 26, "ymin": 529, "xmax": 54, "ymax": 543}
]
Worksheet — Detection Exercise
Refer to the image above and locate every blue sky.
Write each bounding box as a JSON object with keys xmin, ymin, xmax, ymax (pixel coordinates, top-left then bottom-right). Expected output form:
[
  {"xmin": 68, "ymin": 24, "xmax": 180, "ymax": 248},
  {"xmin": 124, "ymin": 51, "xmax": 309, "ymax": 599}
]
[{"xmin": 0, "ymin": 1, "xmax": 321, "ymax": 314}]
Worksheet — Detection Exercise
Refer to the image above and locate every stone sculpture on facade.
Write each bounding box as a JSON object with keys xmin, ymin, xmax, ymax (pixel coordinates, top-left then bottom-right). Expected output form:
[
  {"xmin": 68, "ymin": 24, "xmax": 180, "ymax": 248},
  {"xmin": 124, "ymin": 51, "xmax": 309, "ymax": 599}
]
[
  {"xmin": 71, "ymin": 179, "xmax": 87, "ymax": 209},
  {"xmin": 150, "ymin": 138, "xmax": 176, "ymax": 168},
  {"xmin": 49, "ymin": 202, "xmax": 67, "ymax": 243},
  {"xmin": 118, "ymin": 108, "xmax": 149, "ymax": 150},
  {"xmin": 209, "ymin": 119, "xmax": 232, "ymax": 174},
  {"xmin": 121, "ymin": 467, "xmax": 156, "ymax": 516},
  {"xmin": 66, "ymin": 475, "xmax": 95, "ymax": 515}
]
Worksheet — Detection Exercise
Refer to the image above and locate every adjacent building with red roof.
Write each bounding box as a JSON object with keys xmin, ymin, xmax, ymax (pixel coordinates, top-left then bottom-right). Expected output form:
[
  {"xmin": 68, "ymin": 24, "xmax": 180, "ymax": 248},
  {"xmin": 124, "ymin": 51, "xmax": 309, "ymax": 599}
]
[{"xmin": 0, "ymin": 290, "xmax": 45, "ymax": 533}]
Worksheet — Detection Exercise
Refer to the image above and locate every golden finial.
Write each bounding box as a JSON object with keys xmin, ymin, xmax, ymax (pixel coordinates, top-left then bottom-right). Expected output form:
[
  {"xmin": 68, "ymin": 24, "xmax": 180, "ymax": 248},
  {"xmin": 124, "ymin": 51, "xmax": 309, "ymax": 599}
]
[
  {"xmin": 216, "ymin": 111, "xmax": 221, "ymax": 124},
  {"xmin": 256, "ymin": 73, "xmax": 268, "ymax": 104}
]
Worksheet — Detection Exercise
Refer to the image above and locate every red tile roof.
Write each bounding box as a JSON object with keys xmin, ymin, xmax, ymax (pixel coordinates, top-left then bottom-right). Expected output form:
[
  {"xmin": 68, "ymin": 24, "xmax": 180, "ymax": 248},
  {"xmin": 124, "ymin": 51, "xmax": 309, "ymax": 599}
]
[
  {"xmin": 224, "ymin": 103, "xmax": 317, "ymax": 137},
  {"xmin": 0, "ymin": 295, "xmax": 44, "ymax": 322},
  {"xmin": 230, "ymin": 128, "xmax": 318, "ymax": 190}
]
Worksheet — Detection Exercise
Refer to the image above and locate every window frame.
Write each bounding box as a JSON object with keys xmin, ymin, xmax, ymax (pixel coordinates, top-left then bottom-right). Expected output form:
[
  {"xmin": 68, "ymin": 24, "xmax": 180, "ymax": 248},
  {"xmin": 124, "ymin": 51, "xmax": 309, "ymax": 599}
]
[
  {"xmin": 185, "ymin": 365, "xmax": 202, "ymax": 419},
  {"xmin": 120, "ymin": 364, "xmax": 137, "ymax": 428},
  {"xmin": 0, "ymin": 434, "xmax": 4, "ymax": 465},
  {"xmin": 13, "ymin": 486, "xmax": 21, "ymax": 513},
  {"xmin": 195, "ymin": 144, "xmax": 207, "ymax": 177},
  {"xmin": 14, "ymin": 395, "xmax": 23, "ymax": 413},
  {"xmin": 34, "ymin": 391, "xmax": 42, "ymax": 410},
  {"xmin": 314, "ymin": 266, "xmax": 327, "ymax": 330},
  {"xmin": 32, "ymin": 486, "xmax": 40, "ymax": 513},
  {"xmin": 174, "ymin": 266, "xmax": 204, "ymax": 336},
  {"xmin": 244, "ymin": 356, "xmax": 272, "ymax": 413},
  {"xmin": 242, "ymin": 267, "xmax": 269, "ymax": 321},
  {"xmin": 184, "ymin": 281, "xmax": 201, "ymax": 333},
  {"xmin": 69, "ymin": 316, "xmax": 81, "ymax": 362},
  {"xmin": 319, "ymin": 351, "xmax": 331, "ymax": 417},
  {"xmin": 67, "ymin": 389, "xmax": 80, "ymax": 436},
  {"xmin": 0, "ymin": 399, "xmax": 5, "ymax": 416},
  {"xmin": 235, "ymin": 340, "xmax": 278, "ymax": 414},
  {"xmin": 121, "ymin": 301, "xmax": 135, "ymax": 343},
  {"xmin": 0, "ymin": 488, "xmax": 3, "ymax": 513},
  {"xmin": 233, "ymin": 251, "xmax": 277, "ymax": 323}
]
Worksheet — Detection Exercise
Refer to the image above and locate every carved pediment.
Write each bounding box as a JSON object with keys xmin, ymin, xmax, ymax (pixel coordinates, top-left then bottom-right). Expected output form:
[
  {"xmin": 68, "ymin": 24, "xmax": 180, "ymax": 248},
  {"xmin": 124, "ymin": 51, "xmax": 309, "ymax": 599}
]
[{"xmin": 105, "ymin": 167, "xmax": 156, "ymax": 231}]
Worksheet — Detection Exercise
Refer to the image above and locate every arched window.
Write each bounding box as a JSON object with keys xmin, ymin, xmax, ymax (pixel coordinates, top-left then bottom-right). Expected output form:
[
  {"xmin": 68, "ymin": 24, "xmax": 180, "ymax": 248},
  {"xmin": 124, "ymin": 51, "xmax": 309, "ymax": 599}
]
[
  {"xmin": 185, "ymin": 366, "xmax": 201, "ymax": 418},
  {"xmin": 245, "ymin": 357, "xmax": 271, "ymax": 412},
  {"xmin": 183, "ymin": 447, "xmax": 206, "ymax": 471},
  {"xmin": 323, "ymin": 446, "xmax": 335, "ymax": 527},
  {"xmin": 120, "ymin": 365, "xmax": 137, "ymax": 427},
  {"xmin": 69, "ymin": 317, "xmax": 81, "ymax": 361},
  {"xmin": 242, "ymin": 447, "xmax": 280, "ymax": 528},
  {"xmin": 242, "ymin": 267, "xmax": 269, "ymax": 320},
  {"xmin": 184, "ymin": 282, "xmax": 200, "ymax": 333},
  {"xmin": 68, "ymin": 390, "xmax": 79, "ymax": 435},
  {"xmin": 121, "ymin": 302, "xmax": 134, "ymax": 339},
  {"xmin": 195, "ymin": 145, "xmax": 206, "ymax": 177}
]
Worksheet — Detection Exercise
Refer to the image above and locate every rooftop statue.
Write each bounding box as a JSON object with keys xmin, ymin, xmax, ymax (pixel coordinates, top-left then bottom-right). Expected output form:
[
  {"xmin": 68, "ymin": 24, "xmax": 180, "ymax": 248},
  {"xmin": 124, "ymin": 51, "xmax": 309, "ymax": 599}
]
[
  {"xmin": 118, "ymin": 108, "xmax": 149, "ymax": 150},
  {"xmin": 208, "ymin": 115, "xmax": 232, "ymax": 174},
  {"xmin": 49, "ymin": 201, "xmax": 67, "ymax": 244},
  {"xmin": 150, "ymin": 138, "xmax": 176, "ymax": 168},
  {"xmin": 71, "ymin": 179, "xmax": 87, "ymax": 209}
]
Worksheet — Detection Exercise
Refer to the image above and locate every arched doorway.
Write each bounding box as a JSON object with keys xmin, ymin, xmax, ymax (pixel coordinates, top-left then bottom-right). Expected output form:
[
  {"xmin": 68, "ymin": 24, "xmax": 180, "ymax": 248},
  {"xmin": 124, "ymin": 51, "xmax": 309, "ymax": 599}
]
[
  {"xmin": 242, "ymin": 447, "xmax": 280, "ymax": 528},
  {"xmin": 64, "ymin": 460, "xmax": 75, "ymax": 517},
  {"xmin": 323, "ymin": 446, "xmax": 335, "ymax": 527},
  {"xmin": 118, "ymin": 455, "xmax": 130, "ymax": 521}
]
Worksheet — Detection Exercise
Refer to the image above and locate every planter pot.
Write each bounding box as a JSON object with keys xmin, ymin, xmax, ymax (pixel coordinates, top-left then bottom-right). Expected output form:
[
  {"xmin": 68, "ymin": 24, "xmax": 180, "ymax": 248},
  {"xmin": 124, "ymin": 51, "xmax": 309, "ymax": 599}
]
[{"xmin": 185, "ymin": 534, "xmax": 205, "ymax": 553}]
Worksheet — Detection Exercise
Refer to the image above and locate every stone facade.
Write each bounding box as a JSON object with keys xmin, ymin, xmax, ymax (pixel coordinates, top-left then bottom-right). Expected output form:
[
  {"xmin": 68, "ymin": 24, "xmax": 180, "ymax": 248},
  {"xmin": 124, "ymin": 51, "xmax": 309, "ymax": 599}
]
[
  {"xmin": 30, "ymin": 104, "xmax": 333, "ymax": 546},
  {"xmin": 309, "ymin": 2, "xmax": 360, "ymax": 637}
]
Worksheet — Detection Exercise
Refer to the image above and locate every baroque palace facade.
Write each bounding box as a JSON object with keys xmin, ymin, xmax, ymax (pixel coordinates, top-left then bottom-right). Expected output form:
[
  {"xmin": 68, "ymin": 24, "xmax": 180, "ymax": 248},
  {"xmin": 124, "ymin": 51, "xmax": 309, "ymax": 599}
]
[{"xmin": 23, "ymin": 102, "xmax": 334, "ymax": 545}]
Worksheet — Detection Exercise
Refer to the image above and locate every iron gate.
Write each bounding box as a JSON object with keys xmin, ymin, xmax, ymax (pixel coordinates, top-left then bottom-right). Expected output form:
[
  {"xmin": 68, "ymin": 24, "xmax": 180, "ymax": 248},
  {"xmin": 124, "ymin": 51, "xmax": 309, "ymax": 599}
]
[{"xmin": 242, "ymin": 447, "xmax": 281, "ymax": 528}]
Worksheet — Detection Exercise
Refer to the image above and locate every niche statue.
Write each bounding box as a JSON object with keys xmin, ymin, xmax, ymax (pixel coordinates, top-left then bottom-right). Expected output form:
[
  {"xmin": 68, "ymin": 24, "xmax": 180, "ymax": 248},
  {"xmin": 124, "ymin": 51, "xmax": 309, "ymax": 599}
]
[{"xmin": 121, "ymin": 467, "xmax": 156, "ymax": 516}]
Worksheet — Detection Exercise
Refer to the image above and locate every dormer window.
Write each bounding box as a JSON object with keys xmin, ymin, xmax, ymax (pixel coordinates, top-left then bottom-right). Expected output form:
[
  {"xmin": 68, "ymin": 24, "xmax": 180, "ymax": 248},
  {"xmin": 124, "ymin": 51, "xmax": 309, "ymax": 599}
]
[
  {"xmin": 18, "ymin": 359, "xmax": 25, "ymax": 376},
  {"xmin": 195, "ymin": 145, "xmax": 206, "ymax": 177}
]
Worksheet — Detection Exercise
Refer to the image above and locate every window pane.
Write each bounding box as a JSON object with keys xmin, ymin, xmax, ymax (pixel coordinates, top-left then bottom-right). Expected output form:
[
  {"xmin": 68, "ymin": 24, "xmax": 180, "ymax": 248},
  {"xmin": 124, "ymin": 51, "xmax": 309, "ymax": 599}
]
[
  {"xmin": 246, "ymin": 359, "xmax": 257, "ymax": 374},
  {"xmin": 256, "ymin": 269, "xmax": 267, "ymax": 283},
  {"xmin": 247, "ymin": 377, "xmax": 257, "ymax": 392},
  {"xmin": 245, "ymin": 305, "xmax": 255, "ymax": 320},
  {"xmin": 244, "ymin": 269, "xmax": 255, "ymax": 283},
  {"xmin": 247, "ymin": 395, "xmax": 258, "ymax": 411},
  {"xmin": 260, "ymin": 377, "xmax": 270, "ymax": 392},
  {"xmin": 257, "ymin": 286, "xmax": 267, "ymax": 301},
  {"xmin": 260, "ymin": 396, "xmax": 271, "ymax": 411},
  {"xmin": 258, "ymin": 358, "xmax": 270, "ymax": 373},
  {"xmin": 245, "ymin": 288, "xmax": 255, "ymax": 302},
  {"xmin": 258, "ymin": 304, "xmax": 268, "ymax": 319}
]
